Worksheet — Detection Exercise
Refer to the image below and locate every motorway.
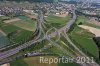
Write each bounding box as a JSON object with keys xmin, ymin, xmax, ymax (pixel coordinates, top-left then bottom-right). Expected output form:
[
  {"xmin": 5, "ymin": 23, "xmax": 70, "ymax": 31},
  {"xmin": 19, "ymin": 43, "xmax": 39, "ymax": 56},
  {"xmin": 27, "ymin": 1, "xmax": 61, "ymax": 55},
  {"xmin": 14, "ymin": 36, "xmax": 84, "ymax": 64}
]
[
  {"xmin": 62, "ymin": 32, "xmax": 99, "ymax": 66},
  {"xmin": 0, "ymin": 9, "xmax": 99, "ymax": 66},
  {"xmin": 44, "ymin": 10, "xmax": 99, "ymax": 66}
]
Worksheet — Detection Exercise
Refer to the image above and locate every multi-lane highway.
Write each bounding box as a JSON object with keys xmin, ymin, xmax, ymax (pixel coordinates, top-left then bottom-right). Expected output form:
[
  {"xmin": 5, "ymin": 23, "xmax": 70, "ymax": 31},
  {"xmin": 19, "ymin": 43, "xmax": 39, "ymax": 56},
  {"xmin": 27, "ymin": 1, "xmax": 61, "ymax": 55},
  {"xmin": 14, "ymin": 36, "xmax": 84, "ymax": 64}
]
[
  {"xmin": 45, "ymin": 10, "xmax": 99, "ymax": 66},
  {"xmin": 0, "ymin": 9, "xmax": 74, "ymax": 61},
  {"xmin": 0, "ymin": 9, "xmax": 99, "ymax": 66}
]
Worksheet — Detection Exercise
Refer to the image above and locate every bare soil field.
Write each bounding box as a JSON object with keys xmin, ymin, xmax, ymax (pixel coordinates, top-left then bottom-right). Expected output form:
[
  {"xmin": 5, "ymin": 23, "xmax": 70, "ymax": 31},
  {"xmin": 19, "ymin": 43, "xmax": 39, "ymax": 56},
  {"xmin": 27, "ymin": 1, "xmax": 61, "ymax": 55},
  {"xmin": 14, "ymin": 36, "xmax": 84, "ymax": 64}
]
[
  {"xmin": 1, "ymin": 63, "xmax": 10, "ymax": 66},
  {"xmin": 3, "ymin": 18, "xmax": 21, "ymax": 24},
  {"xmin": 78, "ymin": 25, "xmax": 100, "ymax": 37},
  {"xmin": 26, "ymin": 14, "xmax": 37, "ymax": 19},
  {"xmin": 88, "ymin": 18, "xmax": 100, "ymax": 26}
]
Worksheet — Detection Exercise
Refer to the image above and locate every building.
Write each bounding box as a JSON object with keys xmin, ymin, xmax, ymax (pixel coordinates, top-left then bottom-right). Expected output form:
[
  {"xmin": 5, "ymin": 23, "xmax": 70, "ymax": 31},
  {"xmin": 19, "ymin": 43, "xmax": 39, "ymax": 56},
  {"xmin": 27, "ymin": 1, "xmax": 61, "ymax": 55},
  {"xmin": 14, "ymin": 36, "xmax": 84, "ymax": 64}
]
[{"xmin": 5, "ymin": 0, "xmax": 55, "ymax": 3}]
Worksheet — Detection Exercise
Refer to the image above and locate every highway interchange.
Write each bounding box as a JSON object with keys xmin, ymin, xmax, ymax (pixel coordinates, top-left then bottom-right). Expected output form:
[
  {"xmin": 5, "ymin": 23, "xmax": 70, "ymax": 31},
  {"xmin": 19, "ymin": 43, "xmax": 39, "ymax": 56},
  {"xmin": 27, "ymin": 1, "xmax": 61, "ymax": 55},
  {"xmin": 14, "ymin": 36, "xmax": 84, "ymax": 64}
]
[{"xmin": 0, "ymin": 8, "xmax": 99, "ymax": 66}]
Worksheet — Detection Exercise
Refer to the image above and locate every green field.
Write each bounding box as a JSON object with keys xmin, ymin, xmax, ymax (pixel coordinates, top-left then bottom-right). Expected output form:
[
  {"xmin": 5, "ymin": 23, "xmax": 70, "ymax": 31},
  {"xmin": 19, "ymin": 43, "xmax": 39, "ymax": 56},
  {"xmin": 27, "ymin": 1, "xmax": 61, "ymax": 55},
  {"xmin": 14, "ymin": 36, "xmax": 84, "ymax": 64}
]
[
  {"xmin": 76, "ymin": 15, "xmax": 100, "ymax": 29},
  {"xmin": 10, "ymin": 59, "xmax": 28, "ymax": 66},
  {"xmin": 45, "ymin": 15, "xmax": 71, "ymax": 28},
  {"xmin": 0, "ymin": 24, "xmax": 34, "ymax": 43},
  {"xmin": 18, "ymin": 16, "xmax": 29, "ymax": 20},
  {"xmin": 69, "ymin": 26, "xmax": 99, "ymax": 58},
  {"xmin": 24, "ymin": 56, "xmax": 58, "ymax": 66},
  {"xmin": 69, "ymin": 15, "xmax": 99, "ymax": 59},
  {"xmin": 10, "ymin": 56, "xmax": 80, "ymax": 66},
  {"xmin": 0, "ymin": 33, "xmax": 10, "ymax": 48},
  {"xmin": 10, "ymin": 56, "xmax": 57, "ymax": 66},
  {"xmin": 0, "ymin": 15, "xmax": 36, "ymax": 46},
  {"xmin": 0, "ymin": 16, "xmax": 11, "ymax": 21},
  {"xmin": 75, "ymin": 16, "xmax": 88, "ymax": 25},
  {"xmin": 12, "ymin": 19, "xmax": 36, "ymax": 31},
  {"xmin": 0, "ymin": 24, "xmax": 21, "ymax": 34},
  {"xmin": 84, "ymin": 22, "xmax": 100, "ymax": 29}
]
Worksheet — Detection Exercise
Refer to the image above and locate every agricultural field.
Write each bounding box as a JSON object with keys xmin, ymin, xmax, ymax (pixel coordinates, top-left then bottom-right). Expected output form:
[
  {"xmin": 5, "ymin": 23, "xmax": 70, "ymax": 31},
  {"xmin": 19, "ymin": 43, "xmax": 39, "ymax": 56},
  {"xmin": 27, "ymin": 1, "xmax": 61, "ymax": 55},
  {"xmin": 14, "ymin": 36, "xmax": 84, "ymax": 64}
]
[
  {"xmin": 69, "ymin": 26, "xmax": 99, "ymax": 58},
  {"xmin": 0, "ymin": 32, "xmax": 10, "ymax": 48},
  {"xmin": 76, "ymin": 15, "xmax": 100, "ymax": 29},
  {"xmin": 24, "ymin": 56, "xmax": 57, "ymax": 66},
  {"xmin": 10, "ymin": 59, "xmax": 28, "ymax": 66},
  {"xmin": 84, "ymin": 22, "xmax": 100, "ymax": 29},
  {"xmin": 69, "ymin": 15, "xmax": 99, "ymax": 59},
  {"xmin": 58, "ymin": 61, "xmax": 80, "ymax": 66},
  {"xmin": 10, "ymin": 56, "xmax": 57, "ymax": 66},
  {"xmin": 12, "ymin": 19, "xmax": 36, "ymax": 31},
  {"xmin": 45, "ymin": 15, "xmax": 71, "ymax": 28},
  {"xmin": 10, "ymin": 56, "xmax": 80, "ymax": 66},
  {"xmin": 3, "ymin": 18, "xmax": 21, "ymax": 24},
  {"xmin": 0, "ymin": 15, "xmax": 37, "ymax": 47},
  {"xmin": 12, "ymin": 15, "xmax": 36, "ymax": 31}
]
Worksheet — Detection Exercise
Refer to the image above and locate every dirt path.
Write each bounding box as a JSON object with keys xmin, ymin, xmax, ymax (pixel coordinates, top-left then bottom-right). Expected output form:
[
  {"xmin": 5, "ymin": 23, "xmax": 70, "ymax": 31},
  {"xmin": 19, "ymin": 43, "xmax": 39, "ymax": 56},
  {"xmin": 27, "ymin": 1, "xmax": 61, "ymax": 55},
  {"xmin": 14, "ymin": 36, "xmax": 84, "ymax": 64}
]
[{"xmin": 78, "ymin": 25, "xmax": 100, "ymax": 37}]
